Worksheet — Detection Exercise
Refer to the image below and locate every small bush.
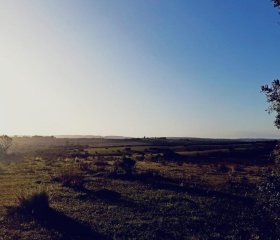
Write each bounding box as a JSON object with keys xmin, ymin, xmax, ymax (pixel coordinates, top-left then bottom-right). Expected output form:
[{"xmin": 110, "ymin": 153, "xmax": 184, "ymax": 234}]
[
  {"xmin": 78, "ymin": 161, "xmax": 92, "ymax": 171},
  {"xmin": 254, "ymin": 171, "xmax": 280, "ymax": 236},
  {"xmin": 94, "ymin": 161, "xmax": 109, "ymax": 167},
  {"xmin": 135, "ymin": 155, "xmax": 144, "ymax": 161},
  {"xmin": 162, "ymin": 149, "xmax": 178, "ymax": 161},
  {"xmin": 234, "ymin": 165, "xmax": 244, "ymax": 172},
  {"xmin": 258, "ymin": 172, "xmax": 280, "ymax": 211},
  {"xmin": 55, "ymin": 168, "xmax": 85, "ymax": 189},
  {"xmin": 8, "ymin": 191, "xmax": 49, "ymax": 218},
  {"xmin": 113, "ymin": 157, "xmax": 136, "ymax": 176},
  {"xmin": 137, "ymin": 169, "xmax": 160, "ymax": 182},
  {"xmin": 216, "ymin": 164, "xmax": 230, "ymax": 173},
  {"xmin": 241, "ymin": 176, "xmax": 249, "ymax": 184}
]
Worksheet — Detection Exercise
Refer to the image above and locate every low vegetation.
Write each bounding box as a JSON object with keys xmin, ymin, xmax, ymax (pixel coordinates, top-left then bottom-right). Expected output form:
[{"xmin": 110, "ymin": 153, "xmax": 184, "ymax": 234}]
[
  {"xmin": 53, "ymin": 168, "xmax": 85, "ymax": 190},
  {"xmin": 112, "ymin": 156, "xmax": 136, "ymax": 176},
  {"xmin": 0, "ymin": 137, "xmax": 279, "ymax": 239},
  {"xmin": 7, "ymin": 190, "xmax": 50, "ymax": 219}
]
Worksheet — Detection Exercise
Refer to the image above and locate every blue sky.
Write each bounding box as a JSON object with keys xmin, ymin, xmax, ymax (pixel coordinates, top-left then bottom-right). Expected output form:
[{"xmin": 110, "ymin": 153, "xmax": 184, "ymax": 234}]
[{"xmin": 0, "ymin": 0, "xmax": 280, "ymax": 138}]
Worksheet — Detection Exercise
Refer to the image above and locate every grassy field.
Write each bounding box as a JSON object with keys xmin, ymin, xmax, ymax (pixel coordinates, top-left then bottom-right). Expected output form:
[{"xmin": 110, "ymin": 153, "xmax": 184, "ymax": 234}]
[{"xmin": 0, "ymin": 137, "xmax": 278, "ymax": 239}]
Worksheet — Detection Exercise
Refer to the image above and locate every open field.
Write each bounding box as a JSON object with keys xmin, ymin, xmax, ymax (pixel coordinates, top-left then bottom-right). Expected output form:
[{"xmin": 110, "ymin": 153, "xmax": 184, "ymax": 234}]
[{"xmin": 0, "ymin": 137, "xmax": 279, "ymax": 239}]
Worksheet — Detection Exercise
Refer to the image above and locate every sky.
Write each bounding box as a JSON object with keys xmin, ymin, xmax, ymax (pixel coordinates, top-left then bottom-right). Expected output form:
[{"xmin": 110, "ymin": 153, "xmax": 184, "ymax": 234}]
[{"xmin": 0, "ymin": 0, "xmax": 280, "ymax": 138}]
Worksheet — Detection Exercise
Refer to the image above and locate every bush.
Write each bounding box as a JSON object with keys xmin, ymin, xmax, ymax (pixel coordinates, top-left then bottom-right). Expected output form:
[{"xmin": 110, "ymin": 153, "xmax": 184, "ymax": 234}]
[
  {"xmin": 273, "ymin": 143, "xmax": 280, "ymax": 164},
  {"xmin": 8, "ymin": 191, "xmax": 49, "ymax": 218},
  {"xmin": 162, "ymin": 149, "xmax": 178, "ymax": 161},
  {"xmin": 78, "ymin": 161, "xmax": 92, "ymax": 171},
  {"xmin": 256, "ymin": 171, "xmax": 280, "ymax": 236},
  {"xmin": 234, "ymin": 165, "xmax": 244, "ymax": 172},
  {"xmin": 216, "ymin": 164, "xmax": 230, "ymax": 173},
  {"xmin": 94, "ymin": 161, "xmax": 109, "ymax": 167},
  {"xmin": 55, "ymin": 168, "xmax": 85, "ymax": 189},
  {"xmin": 113, "ymin": 157, "xmax": 136, "ymax": 176},
  {"xmin": 137, "ymin": 169, "xmax": 160, "ymax": 182},
  {"xmin": 258, "ymin": 172, "xmax": 280, "ymax": 211}
]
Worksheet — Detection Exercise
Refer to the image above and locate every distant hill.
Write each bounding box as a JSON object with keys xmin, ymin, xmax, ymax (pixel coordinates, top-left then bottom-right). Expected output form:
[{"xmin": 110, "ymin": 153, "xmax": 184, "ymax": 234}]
[
  {"xmin": 167, "ymin": 137, "xmax": 277, "ymax": 142},
  {"xmin": 55, "ymin": 135, "xmax": 102, "ymax": 139},
  {"xmin": 54, "ymin": 135, "xmax": 131, "ymax": 139}
]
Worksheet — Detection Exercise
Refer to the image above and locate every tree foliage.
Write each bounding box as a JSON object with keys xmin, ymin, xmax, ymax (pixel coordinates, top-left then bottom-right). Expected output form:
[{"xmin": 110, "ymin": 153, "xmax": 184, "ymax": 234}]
[
  {"xmin": 0, "ymin": 135, "xmax": 13, "ymax": 158},
  {"xmin": 261, "ymin": 1, "xmax": 280, "ymax": 128},
  {"xmin": 273, "ymin": 0, "xmax": 280, "ymax": 8},
  {"xmin": 261, "ymin": 80, "xmax": 280, "ymax": 128}
]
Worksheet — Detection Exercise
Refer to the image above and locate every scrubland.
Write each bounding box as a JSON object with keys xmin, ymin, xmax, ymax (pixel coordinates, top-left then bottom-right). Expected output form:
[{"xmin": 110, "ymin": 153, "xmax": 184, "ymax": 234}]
[{"xmin": 0, "ymin": 137, "xmax": 278, "ymax": 239}]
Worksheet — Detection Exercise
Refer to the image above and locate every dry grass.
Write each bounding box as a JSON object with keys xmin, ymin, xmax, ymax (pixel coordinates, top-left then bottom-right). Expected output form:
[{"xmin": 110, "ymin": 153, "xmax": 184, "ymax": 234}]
[{"xmin": 0, "ymin": 139, "xmax": 278, "ymax": 239}]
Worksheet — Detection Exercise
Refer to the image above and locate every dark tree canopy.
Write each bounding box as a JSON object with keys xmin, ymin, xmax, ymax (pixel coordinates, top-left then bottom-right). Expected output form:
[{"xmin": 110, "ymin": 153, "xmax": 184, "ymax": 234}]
[
  {"xmin": 273, "ymin": 0, "xmax": 280, "ymax": 13},
  {"xmin": 273, "ymin": 0, "xmax": 280, "ymax": 8},
  {"xmin": 261, "ymin": 1, "xmax": 280, "ymax": 128},
  {"xmin": 262, "ymin": 80, "xmax": 280, "ymax": 128}
]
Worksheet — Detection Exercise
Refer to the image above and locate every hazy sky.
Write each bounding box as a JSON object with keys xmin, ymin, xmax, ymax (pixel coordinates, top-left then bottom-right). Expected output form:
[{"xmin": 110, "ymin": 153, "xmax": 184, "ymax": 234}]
[{"xmin": 1, "ymin": 0, "xmax": 280, "ymax": 138}]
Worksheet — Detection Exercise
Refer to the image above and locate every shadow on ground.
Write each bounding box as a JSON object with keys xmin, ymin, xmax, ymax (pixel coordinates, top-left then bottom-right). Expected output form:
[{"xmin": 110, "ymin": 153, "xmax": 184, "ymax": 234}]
[
  {"xmin": 6, "ymin": 206, "xmax": 109, "ymax": 240},
  {"xmin": 111, "ymin": 172, "xmax": 255, "ymax": 206},
  {"xmin": 77, "ymin": 188, "xmax": 141, "ymax": 209}
]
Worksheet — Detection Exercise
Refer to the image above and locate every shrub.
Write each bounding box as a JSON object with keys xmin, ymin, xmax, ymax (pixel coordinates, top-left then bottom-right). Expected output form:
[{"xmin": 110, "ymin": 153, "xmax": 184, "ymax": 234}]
[
  {"xmin": 94, "ymin": 161, "xmax": 109, "ymax": 167},
  {"xmin": 135, "ymin": 155, "xmax": 145, "ymax": 161},
  {"xmin": 216, "ymin": 164, "xmax": 230, "ymax": 173},
  {"xmin": 258, "ymin": 172, "xmax": 280, "ymax": 211},
  {"xmin": 273, "ymin": 144, "xmax": 280, "ymax": 164},
  {"xmin": 255, "ymin": 171, "xmax": 280, "ymax": 236},
  {"xmin": 234, "ymin": 165, "xmax": 244, "ymax": 172},
  {"xmin": 78, "ymin": 161, "xmax": 92, "ymax": 171},
  {"xmin": 55, "ymin": 168, "xmax": 85, "ymax": 189},
  {"xmin": 8, "ymin": 191, "xmax": 49, "ymax": 218},
  {"xmin": 162, "ymin": 149, "xmax": 178, "ymax": 160},
  {"xmin": 241, "ymin": 176, "xmax": 249, "ymax": 184},
  {"xmin": 113, "ymin": 157, "xmax": 136, "ymax": 176},
  {"xmin": 138, "ymin": 169, "xmax": 160, "ymax": 182}
]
